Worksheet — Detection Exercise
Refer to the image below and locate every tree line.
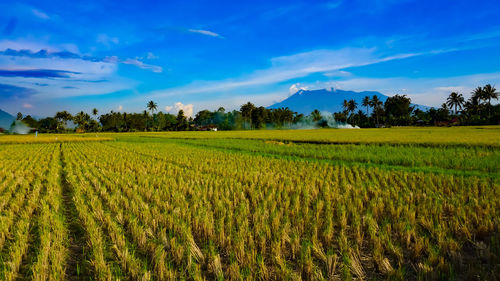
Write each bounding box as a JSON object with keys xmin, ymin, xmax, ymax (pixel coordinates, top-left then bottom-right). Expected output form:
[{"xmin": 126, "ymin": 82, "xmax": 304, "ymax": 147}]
[
  {"xmin": 10, "ymin": 84, "xmax": 499, "ymax": 133},
  {"xmin": 332, "ymin": 84, "xmax": 499, "ymax": 127}
]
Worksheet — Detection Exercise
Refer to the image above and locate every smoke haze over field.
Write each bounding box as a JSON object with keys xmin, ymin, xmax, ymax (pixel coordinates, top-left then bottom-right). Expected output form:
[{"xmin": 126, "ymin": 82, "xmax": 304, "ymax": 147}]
[{"xmin": 9, "ymin": 120, "xmax": 30, "ymax": 134}]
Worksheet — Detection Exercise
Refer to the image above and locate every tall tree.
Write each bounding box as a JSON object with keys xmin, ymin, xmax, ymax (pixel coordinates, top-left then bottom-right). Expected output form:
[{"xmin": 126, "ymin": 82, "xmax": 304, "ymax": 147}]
[
  {"xmin": 176, "ymin": 110, "xmax": 187, "ymax": 130},
  {"xmin": 347, "ymin": 99, "xmax": 357, "ymax": 122},
  {"xmin": 240, "ymin": 102, "xmax": 256, "ymax": 128},
  {"xmin": 142, "ymin": 110, "xmax": 150, "ymax": 131},
  {"xmin": 16, "ymin": 112, "xmax": 23, "ymax": 120},
  {"xmin": 472, "ymin": 87, "xmax": 484, "ymax": 104},
  {"xmin": 342, "ymin": 99, "xmax": 349, "ymax": 114},
  {"xmin": 384, "ymin": 94, "xmax": 413, "ymax": 126},
  {"xmin": 362, "ymin": 96, "xmax": 371, "ymax": 115},
  {"xmin": 482, "ymin": 84, "xmax": 499, "ymax": 118},
  {"xmin": 147, "ymin": 100, "xmax": 158, "ymax": 114},
  {"xmin": 446, "ymin": 92, "xmax": 465, "ymax": 114},
  {"xmin": 73, "ymin": 111, "xmax": 91, "ymax": 132},
  {"xmin": 55, "ymin": 110, "xmax": 73, "ymax": 131},
  {"xmin": 311, "ymin": 109, "xmax": 322, "ymax": 122},
  {"xmin": 370, "ymin": 95, "xmax": 383, "ymax": 127},
  {"xmin": 92, "ymin": 108, "xmax": 98, "ymax": 118}
]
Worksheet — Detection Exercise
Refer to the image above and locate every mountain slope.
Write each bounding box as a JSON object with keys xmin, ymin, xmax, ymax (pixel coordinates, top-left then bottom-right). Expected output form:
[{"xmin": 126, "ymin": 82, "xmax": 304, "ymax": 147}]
[
  {"xmin": 0, "ymin": 109, "xmax": 14, "ymax": 129},
  {"xmin": 268, "ymin": 89, "xmax": 427, "ymax": 114}
]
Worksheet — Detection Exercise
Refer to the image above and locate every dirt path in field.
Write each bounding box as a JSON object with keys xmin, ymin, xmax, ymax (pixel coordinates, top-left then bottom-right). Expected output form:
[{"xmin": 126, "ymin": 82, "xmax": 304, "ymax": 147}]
[{"xmin": 59, "ymin": 143, "xmax": 92, "ymax": 280}]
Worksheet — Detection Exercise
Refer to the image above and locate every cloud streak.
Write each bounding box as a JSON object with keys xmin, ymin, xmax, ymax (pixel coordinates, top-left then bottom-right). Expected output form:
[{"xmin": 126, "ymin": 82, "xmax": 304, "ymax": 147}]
[
  {"xmin": 147, "ymin": 47, "xmax": 420, "ymax": 99},
  {"xmin": 0, "ymin": 83, "xmax": 36, "ymax": 100},
  {"xmin": 0, "ymin": 47, "xmax": 163, "ymax": 73},
  {"xmin": 188, "ymin": 29, "xmax": 223, "ymax": 38},
  {"xmin": 0, "ymin": 69, "xmax": 78, "ymax": 78},
  {"xmin": 122, "ymin": 58, "xmax": 163, "ymax": 73},
  {"xmin": 32, "ymin": 8, "xmax": 50, "ymax": 20}
]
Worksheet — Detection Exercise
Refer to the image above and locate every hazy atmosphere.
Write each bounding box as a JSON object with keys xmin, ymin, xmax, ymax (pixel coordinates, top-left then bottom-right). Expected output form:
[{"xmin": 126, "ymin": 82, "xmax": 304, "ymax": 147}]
[{"xmin": 1, "ymin": 0, "xmax": 500, "ymax": 116}]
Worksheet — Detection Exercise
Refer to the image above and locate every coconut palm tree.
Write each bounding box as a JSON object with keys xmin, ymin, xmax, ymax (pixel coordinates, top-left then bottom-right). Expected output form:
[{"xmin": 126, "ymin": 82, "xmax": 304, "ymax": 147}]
[
  {"xmin": 147, "ymin": 100, "xmax": 158, "ymax": 114},
  {"xmin": 370, "ymin": 95, "xmax": 383, "ymax": 127},
  {"xmin": 347, "ymin": 99, "xmax": 357, "ymax": 122},
  {"xmin": 92, "ymin": 108, "xmax": 98, "ymax": 118},
  {"xmin": 311, "ymin": 109, "xmax": 322, "ymax": 122},
  {"xmin": 446, "ymin": 92, "xmax": 465, "ymax": 114},
  {"xmin": 472, "ymin": 87, "xmax": 484, "ymax": 103},
  {"xmin": 362, "ymin": 96, "xmax": 370, "ymax": 115},
  {"xmin": 342, "ymin": 99, "xmax": 349, "ymax": 114},
  {"xmin": 73, "ymin": 111, "xmax": 90, "ymax": 132},
  {"xmin": 482, "ymin": 84, "xmax": 498, "ymax": 118}
]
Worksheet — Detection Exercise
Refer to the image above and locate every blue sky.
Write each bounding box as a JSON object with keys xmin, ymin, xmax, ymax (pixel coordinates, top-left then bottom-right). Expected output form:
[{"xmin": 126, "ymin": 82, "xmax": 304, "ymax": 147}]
[{"xmin": 1, "ymin": 0, "xmax": 500, "ymax": 116}]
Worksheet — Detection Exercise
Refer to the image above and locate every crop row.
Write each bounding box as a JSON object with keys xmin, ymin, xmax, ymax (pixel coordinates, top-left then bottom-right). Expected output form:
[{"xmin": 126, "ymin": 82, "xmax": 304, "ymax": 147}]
[
  {"xmin": 112, "ymin": 126, "xmax": 500, "ymax": 147},
  {"xmin": 0, "ymin": 135, "xmax": 112, "ymax": 144},
  {"xmin": 158, "ymin": 138, "xmax": 499, "ymax": 176},
  {"xmin": 0, "ymin": 144, "xmax": 67, "ymax": 280},
  {"xmin": 70, "ymin": 141, "xmax": 498, "ymax": 280}
]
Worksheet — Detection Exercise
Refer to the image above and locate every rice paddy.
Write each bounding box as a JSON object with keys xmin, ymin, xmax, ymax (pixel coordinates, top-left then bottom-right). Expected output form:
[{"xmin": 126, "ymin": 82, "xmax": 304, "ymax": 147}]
[{"xmin": 0, "ymin": 127, "xmax": 498, "ymax": 280}]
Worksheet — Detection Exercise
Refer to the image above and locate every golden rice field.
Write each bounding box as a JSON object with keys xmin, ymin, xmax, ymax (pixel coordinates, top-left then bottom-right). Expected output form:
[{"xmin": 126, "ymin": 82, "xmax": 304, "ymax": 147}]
[{"xmin": 0, "ymin": 127, "xmax": 498, "ymax": 280}]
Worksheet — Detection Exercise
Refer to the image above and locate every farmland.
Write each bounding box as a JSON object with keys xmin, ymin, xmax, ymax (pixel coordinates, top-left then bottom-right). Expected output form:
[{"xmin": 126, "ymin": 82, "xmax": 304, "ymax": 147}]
[{"xmin": 0, "ymin": 127, "xmax": 499, "ymax": 280}]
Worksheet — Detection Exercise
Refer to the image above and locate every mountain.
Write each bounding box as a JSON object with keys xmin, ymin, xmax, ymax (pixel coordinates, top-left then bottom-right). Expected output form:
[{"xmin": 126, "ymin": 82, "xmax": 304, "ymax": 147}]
[
  {"xmin": 0, "ymin": 109, "xmax": 14, "ymax": 129},
  {"xmin": 268, "ymin": 88, "xmax": 428, "ymax": 114}
]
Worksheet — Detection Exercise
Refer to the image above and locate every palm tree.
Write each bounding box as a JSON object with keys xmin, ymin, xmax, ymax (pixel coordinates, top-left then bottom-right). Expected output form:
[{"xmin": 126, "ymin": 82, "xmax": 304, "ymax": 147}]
[
  {"xmin": 446, "ymin": 92, "xmax": 465, "ymax": 114},
  {"xmin": 482, "ymin": 84, "xmax": 498, "ymax": 118},
  {"xmin": 147, "ymin": 100, "xmax": 158, "ymax": 114},
  {"xmin": 311, "ymin": 109, "xmax": 322, "ymax": 122},
  {"xmin": 347, "ymin": 99, "xmax": 357, "ymax": 122},
  {"xmin": 472, "ymin": 87, "xmax": 484, "ymax": 104},
  {"xmin": 73, "ymin": 111, "xmax": 90, "ymax": 132},
  {"xmin": 370, "ymin": 95, "xmax": 383, "ymax": 127},
  {"xmin": 342, "ymin": 99, "xmax": 349, "ymax": 114},
  {"xmin": 92, "ymin": 108, "xmax": 98, "ymax": 118},
  {"xmin": 362, "ymin": 96, "xmax": 370, "ymax": 115}
]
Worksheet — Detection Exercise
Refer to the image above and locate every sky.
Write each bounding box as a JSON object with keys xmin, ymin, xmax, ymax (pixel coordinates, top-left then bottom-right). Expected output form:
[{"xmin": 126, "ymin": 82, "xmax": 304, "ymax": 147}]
[{"xmin": 1, "ymin": 0, "xmax": 500, "ymax": 117}]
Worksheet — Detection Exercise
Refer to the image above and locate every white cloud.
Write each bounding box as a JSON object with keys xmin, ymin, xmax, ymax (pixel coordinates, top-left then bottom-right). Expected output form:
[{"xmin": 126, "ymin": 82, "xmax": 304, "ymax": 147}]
[
  {"xmin": 147, "ymin": 52, "xmax": 159, "ymax": 59},
  {"xmin": 23, "ymin": 103, "xmax": 33, "ymax": 108},
  {"xmin": 165, "ymin": 102, "xmax": 194, "ymax": 117},
  {"xmin": 0, "ymin": 42, "xmax": 138, "ymax": 98},
  {"xmin": 122, "ymin": 58, "xmax": 163, "ymax": 73},
  {"xmin": 289, "ymin": 83, "xmax": 308, "ymax": 95},
  {"xmin": 97, "ymin": 34, "xmax": 120, "ymax": 47},
  {"xmin": 32, "ymin": 8, "xmax": 50, "ymax": 20},
  {"xmin": 147, "ymin": 47, "xmax": 419, "ymax": 100},
  {"xmin": 323, "ymin": 70, "xmax": 352, "ymax": 78},
  {"xmin": 117, "ymin": 105, "xmax": 123, "ymax": 111},
  {"xmin": 188, "ymin": 29, "xmax": 223, "ymax": 38}
]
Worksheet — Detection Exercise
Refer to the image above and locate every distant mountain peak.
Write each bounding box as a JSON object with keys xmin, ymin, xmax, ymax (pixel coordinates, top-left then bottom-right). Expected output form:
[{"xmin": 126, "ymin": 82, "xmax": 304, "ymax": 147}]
[
  {"xmin": 268, "ymin": 88, "xmax": 427, "ymax": 114},
  {"xmin": 0, "ymin": 109, "xmax": 15, "ymax": 129}
]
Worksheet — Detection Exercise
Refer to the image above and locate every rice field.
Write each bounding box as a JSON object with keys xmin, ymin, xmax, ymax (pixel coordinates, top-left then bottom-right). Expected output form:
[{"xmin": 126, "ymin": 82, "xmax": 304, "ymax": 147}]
[{"xmin": 0, "ymin": 127, "xmax": 498, "ymax": 280}]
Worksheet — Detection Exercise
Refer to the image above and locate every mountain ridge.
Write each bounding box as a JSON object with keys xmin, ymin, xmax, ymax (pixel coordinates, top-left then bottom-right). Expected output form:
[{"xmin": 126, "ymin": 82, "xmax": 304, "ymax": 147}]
[
  {"xmin": 268, "ymin": 88, "xmax": 428, "ymax": 114},
  {"xmin": 0, "ymin": 109, "xmax": 14, "ymax": 129}
]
